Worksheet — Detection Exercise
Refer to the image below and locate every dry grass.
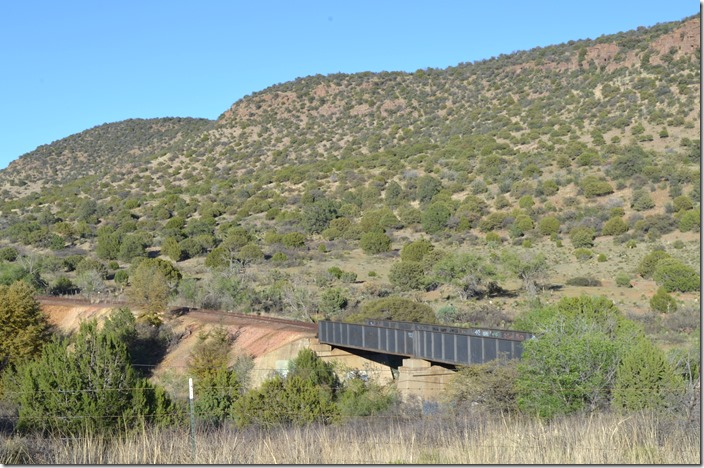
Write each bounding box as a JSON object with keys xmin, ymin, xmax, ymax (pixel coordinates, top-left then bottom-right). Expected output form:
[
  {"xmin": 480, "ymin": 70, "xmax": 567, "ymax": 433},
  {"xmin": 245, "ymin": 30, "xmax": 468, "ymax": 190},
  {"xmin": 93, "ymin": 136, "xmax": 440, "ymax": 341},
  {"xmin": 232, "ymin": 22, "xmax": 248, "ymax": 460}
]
[{"xmin": 2, "ymin": 411, "xmax": 699, "ymax": 464}]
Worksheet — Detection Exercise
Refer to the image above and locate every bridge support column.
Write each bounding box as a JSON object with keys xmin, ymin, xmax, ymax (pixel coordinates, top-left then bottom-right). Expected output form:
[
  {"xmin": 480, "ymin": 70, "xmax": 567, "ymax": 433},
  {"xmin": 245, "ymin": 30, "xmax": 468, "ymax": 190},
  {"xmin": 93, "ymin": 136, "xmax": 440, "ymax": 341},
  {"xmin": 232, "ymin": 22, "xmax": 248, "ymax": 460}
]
[
  {"xmin": 308, "ymin": 339, "xmax": 395, "ymax": 385},
  {"xmin": 396, "ymin": 358, "xmax": 456, "ymax": 401}
]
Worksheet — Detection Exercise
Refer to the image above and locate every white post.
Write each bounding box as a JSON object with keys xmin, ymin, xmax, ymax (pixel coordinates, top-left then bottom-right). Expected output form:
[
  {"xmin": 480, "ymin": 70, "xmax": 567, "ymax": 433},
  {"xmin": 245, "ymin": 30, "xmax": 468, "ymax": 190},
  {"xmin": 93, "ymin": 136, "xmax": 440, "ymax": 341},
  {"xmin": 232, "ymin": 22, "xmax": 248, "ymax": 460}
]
[{"xmin": 189, "ymin": 377, "xmax": 196, "ymax": 461}]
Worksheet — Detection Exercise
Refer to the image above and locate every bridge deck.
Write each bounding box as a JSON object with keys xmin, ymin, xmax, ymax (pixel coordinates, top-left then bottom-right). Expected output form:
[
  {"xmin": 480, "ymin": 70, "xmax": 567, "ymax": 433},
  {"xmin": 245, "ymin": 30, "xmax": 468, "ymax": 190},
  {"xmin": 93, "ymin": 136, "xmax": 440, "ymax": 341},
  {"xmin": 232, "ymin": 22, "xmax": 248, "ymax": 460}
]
[{"xmin": 318, "ymin": 319, "xmax": 533, "ymax": 366}]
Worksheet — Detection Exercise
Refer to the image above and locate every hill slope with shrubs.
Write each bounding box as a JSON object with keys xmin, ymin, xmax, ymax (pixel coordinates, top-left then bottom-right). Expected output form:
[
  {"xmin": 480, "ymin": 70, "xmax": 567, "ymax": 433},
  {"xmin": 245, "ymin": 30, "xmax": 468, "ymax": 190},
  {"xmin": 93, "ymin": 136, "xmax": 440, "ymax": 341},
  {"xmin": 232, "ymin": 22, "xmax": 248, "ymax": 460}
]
[{"xmin": 0, "ymin": 15, "xmax": 699, "ymax": 344}]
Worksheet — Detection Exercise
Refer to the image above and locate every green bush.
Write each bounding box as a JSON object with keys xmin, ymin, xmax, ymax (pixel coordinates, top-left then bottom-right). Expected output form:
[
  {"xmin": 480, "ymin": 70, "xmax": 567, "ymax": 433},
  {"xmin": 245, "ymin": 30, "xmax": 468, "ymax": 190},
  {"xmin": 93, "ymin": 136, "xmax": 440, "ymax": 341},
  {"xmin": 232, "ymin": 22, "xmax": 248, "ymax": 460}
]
[
  {"xmin": 281, "ymin": 232, "xmax": 307, "ymax": 248},
  {"xmin": 485, "ymin": 232, "xmax": 502, "ymax": 245},
  {"xmin": 320, "ymin": 288, "xmax": 348, "ymax": 316},
  {"xmin": 445, "ymin": 360, "xmax": 518, "ymax": 413},
  {"xmin": 328, "ymin": 266, "xmax": 343, "ymax": 279},
  {"xmin": 537, "ymin": 216, "xmax": 560, "ymax": 236},
  {"xmin": 49, "ymin": 276, "xmax": 77, "ymax": 295},
  {"xmin": 347, "ymin": 296, "xmax": 436, "ymax": 324},
  {"xmin": 400, "ymin": 238, "xmax": 434, "ymax": 262},
  {"xmin": 672, "ymin": 195, "xmax": 694, "ymax": 212},
  {"xmin": 637, "ymin": 250, "xmax": 671, "ymax": 278},
  {"xmin": 510, "ymin": 215, "xmax": 534, "ymax": 237},
  {"xmin": 649, "ymin": 287, "xmax": 678, "ymax": 313},
  {"xmin": 288, "ymin": 348, "xmax": 338, "ymax": 389},
  {"xmin": 479, "ymin": 211, "xmax": 508, "ymax": 232},
  {"xmin": 514, "ymin": 296, "xmax": 646, "ymax": 419},
  {"xmin": 114, "ymin": 269, "xmax": 129, "ymax": 287},
  {"xmin": 573, "ymin": 248, "xmax": 593, "ymax": 261},
  {"xmin": 0, "ymin": 247, "xmax": 19, "ymax": 262},
  {"xmin": 300, "ymin": 199, "xmax": 339, "ymax": 234},
  {"xmin": 161, "ymin": 236, "xmax": 184, "ymax": 262},
  {"xmin": 601, "ymin": 217, "xmax": 628, "ymax": 236},
  {"xmin": 359, "ymin": 231, "xmax": 392, "ymax": 255},
  {"xmin": 421, "ymin": 202, "xmax": 451, "ymax": 234},
  {"xmin": 631, "ymin": 189, "xmax": 655, "ymax": 211},
  {"xmin": 653, "ymin": 258, "xmax": 700, "ymax": 293},
  {"xmin": 612, "ymin": 338, "xmax": 682, "ymax": 412},
  {"xmin": 232, "ymin": 349, "xmax": 339, "ymax": 428},
  {"xmin": 615, "ymin": 273, "xmax": 632, "ymax": 288},
  {"xmin": 678, "ymin": 208, "xmax": 700, "ymax": 232},
  {"xmin": 580, "ymin": 176, "xmax": 614, "ymax": 198},
  {"xmin": 565, "ymin": 276, "xmax": 601, "ymax": 287},
  {"xmin": 188, "ymin": 327, "xmax": 248, "ymax": 427},
  {"xmin": 569, "ymin": 227, "xmax": 595, "ymax": 248},
  {"xmin": 388, "ymin": 261, "xmax": 426, "ymax": 290},
  {"xmin": 10, "ymin": 319, "xmax": 177, "ymax": 435},
  {"xmin": 337, "ymin": 376, "xmax": 398, "ymax": 418},
  {"xmin": 339, "ymin": 271, "xmax": 357, "ymax": 283},
  {"xmin": 271, "ymin": 252, "xmax": 288, "ymax": 263},
  {"xmin": 233, "ymin": 374, "xmax": 338, "ymax": 428}
]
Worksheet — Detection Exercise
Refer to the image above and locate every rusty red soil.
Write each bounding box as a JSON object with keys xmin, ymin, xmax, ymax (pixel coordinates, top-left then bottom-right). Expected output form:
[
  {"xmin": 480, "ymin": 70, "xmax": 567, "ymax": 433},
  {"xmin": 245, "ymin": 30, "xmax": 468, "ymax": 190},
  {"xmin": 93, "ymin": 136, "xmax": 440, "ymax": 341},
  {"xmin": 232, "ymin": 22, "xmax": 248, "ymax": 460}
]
[{"xmin": 37, "ymin": 297, "xmax": 317, "ymax": 365}]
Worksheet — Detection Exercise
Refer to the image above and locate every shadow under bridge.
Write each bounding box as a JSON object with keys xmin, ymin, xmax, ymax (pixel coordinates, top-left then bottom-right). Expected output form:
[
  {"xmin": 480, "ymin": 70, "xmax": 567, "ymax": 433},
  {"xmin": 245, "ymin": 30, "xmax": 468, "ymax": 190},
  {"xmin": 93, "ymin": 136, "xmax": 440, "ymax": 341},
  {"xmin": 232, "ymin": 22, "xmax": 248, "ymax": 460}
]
[{"xmin": 318, "ymin": 319, "xmax": 534, "ymax": 367}]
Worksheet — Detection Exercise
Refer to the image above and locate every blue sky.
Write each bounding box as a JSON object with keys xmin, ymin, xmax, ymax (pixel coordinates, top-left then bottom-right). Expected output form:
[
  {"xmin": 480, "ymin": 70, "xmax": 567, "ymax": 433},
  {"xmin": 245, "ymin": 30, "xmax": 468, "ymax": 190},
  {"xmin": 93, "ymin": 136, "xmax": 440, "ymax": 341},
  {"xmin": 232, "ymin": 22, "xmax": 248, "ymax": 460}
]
[{"xmin": 0, "ymin": 1, "xmax": 698, "ymax": 170}]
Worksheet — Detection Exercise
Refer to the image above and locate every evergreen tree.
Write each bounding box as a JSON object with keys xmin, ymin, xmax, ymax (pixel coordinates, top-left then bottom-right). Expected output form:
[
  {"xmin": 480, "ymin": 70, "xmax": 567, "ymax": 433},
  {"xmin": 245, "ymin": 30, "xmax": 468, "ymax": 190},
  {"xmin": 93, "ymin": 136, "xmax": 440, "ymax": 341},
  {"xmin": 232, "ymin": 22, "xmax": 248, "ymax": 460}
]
[
  {"xmin": 188, "ymin": 327, "xmax": 249, "ymax": 427},
  {"xmin": 0, "ymin": 281, "xmax": 51, "ymax": 373},
  {"xmin": 11, "ymin": 320, "xmax": 176, "ymax": 434},
  {"xmin": 613, "ymin": 338, "xmax": 683, "ymax": 412}
]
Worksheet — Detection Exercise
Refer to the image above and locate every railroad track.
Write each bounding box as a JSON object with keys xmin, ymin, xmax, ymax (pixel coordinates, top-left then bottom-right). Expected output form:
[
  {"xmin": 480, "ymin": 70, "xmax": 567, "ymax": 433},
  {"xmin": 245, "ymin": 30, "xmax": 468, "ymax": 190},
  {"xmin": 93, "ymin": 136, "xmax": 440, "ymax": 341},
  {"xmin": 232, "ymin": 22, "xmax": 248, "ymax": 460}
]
[{"xmin": 37, "ymin": 295, "xmax": 317, "ymax": 332}]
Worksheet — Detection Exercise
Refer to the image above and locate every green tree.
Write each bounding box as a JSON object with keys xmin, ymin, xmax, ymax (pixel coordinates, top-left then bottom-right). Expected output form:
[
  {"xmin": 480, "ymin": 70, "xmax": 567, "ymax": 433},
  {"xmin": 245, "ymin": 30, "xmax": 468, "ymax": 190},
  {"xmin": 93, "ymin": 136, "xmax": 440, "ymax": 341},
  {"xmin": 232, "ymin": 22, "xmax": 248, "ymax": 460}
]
[
  {"xmin": 95, "ymin": 231, "xmax": 121, "ymax": 260},
  {"xmin": 281, "ymin": 232, "xmax": 307, "ymax": 249},
  {"xmin": 127, "ymin": 261, "xmax": 171, "ymax": 325},
  {"xmin": 431, "ymin": 252, "xmax": 498, "ymax": 299},
  {"xmin": 301, "ymin": 199, "xmax": 339, "ymax": 234},
  {"xmin": 288, "ymin": 348, "xmax": 338, "ymax": 389},
  {"xmin": 501, "ymin": 250, "xmax": 548, "ymax": 296},
  {"xmin": 514, "ymin": 296, "xmax": 643, "ymax": 419},
  {"xmin": 188, "ymin": 327, "xmax": 248, "ymax": 427},
  {"xmin": 232, "ymin": 373, "xmax": 339, "ymax": 428},
  {"xmin": 337, "ymin": 376, "xmax": 397, "ymax": 418},
  {"xmin": 118, "ymin": 234, "xmax": 149, "ymax": 263},
  {"xmin": 672, "ymin": 195, "xmax": 694, "ymax": 212},
  {"xmin": 237, "ymin": 243, "xmax": 264, "ymax": 266},
  {"xmin": 612, "ymin": 338, "xmax": 682, "ymax": 412},
  {"xmin": 421, "ymin": 202, "xmax": 451, "ymax": 234},
  {"xmin": 11, "ymin": 320, "xmax": 176, "ymax": 434},
  {"xmin": 0, "ymin": 281, "xmax": 51, "ymax": 373},
  {"xmin": 384, "ymin": 180, "xmax": 403, "ymax": 206},
  {"xmin": 631, "ymin": 189, "xmax": 655, "ymax": 211},
  {"xmin": 416, "ymin": 175, "xmax": 442, "ymax": 203},
  {"xmin": 161, "ymin": 236, "xmax": 184, "ymax": 262}
]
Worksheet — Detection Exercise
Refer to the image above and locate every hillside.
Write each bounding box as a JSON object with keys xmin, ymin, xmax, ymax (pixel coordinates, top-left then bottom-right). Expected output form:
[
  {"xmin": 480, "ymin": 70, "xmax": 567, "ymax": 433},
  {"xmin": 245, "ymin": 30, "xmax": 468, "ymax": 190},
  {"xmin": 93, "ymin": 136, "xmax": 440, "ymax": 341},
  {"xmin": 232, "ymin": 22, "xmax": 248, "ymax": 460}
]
[
  {"xmin": 0, "ymin": 15, "xmax": 699, "ymax": 351},
  {"xmin": 0, "ymin": 117, "xmax": 213, "ymax": 198}
]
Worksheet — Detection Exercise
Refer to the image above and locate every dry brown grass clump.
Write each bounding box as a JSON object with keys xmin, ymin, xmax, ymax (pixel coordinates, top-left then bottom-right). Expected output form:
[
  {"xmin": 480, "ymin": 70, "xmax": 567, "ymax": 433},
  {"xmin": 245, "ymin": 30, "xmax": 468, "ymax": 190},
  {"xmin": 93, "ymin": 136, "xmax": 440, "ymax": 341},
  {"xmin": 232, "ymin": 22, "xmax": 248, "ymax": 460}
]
[{"xmin": 1, "ymin": 411, "xmax": 698, "ymax": 464}]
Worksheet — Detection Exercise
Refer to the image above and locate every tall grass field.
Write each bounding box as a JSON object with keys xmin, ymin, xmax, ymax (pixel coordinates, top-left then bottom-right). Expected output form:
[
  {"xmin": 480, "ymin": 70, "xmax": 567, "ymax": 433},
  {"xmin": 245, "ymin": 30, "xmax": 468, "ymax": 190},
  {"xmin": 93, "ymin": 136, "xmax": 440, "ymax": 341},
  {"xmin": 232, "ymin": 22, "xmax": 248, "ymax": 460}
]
[{"xmin": 1, "ymin": 410, "xmax": 699, "ymax": 464}]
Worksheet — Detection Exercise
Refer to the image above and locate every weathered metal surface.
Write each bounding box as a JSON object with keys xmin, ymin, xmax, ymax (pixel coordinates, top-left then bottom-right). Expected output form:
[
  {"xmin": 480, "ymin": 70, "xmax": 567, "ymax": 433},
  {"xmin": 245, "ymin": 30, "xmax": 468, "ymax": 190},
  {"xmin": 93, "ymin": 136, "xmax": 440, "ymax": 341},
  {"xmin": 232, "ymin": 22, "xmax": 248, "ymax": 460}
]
[{"xmin": 318, "ymin": 320, "xmax": 533, "ymax": 366}]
